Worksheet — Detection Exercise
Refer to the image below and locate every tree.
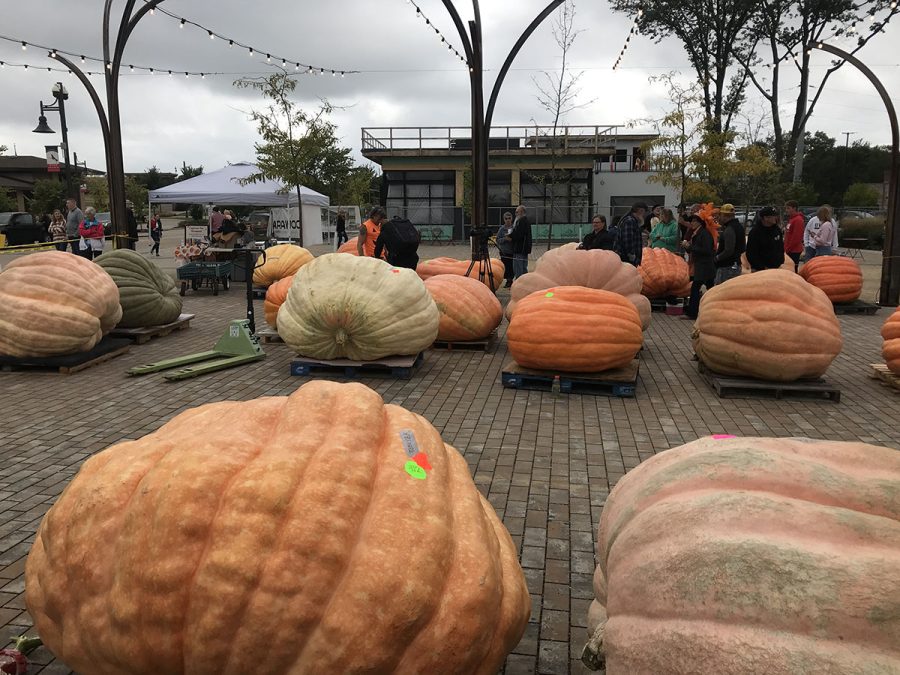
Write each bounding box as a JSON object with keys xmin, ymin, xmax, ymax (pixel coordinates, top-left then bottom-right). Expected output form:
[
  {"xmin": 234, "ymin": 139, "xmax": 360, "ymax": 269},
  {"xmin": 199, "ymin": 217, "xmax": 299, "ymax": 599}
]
[
  {"xmin": 533, "ymin": 0, "xmax": 592, "ymax": 248},
  {"xmin": 136, "ymin": 165, "xmax": 176, "ymax": 191},
  {"xmin": 611, "ymin": 0, "xmax": 757, "ymax": 137},
  {"xmin": 0, "ymin": 145, "xmax": 7, "ymax": 155},
  {"xmin": 125, "ymin": 176, "xmax": 149, "ymax": 221},
  {"xmin": 332, "ymin": 165, "xmax": 378, "ymax": 210},
  {"xmin": 176, "ymin": 162, "xmax": 204, "ymax": 182},
  {"xmin": 734, "ymin": 0, "xmax": 899, "ymax": 173},
  {"xmin": 843, "ymin": 183, "xmax": 880, "ymax": 207},
  {"xmin": 28, "ymin": 179, "xmax": 66, "ymax": 216},
  {"xmin": 0, "ymin": 190, "xmax": 17, "ymax": 212},
  {"xmin": 83, "ymin": 176, "xmax": 110, "ymax": 212},
  {"xmin": 801, "ymin": 132, "xmax": 890, "ymax": 203}
]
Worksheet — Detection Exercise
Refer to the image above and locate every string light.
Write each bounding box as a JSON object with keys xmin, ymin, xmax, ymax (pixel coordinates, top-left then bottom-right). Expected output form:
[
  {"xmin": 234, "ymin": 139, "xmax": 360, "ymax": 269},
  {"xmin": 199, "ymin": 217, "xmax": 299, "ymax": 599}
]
[
  {"xmin": 404, "ymin": 0, "xmax": 467, "ymax": 65},
  {"xmin": 613, "ymin": 7, "xmax": 643, "ymax": 70}
]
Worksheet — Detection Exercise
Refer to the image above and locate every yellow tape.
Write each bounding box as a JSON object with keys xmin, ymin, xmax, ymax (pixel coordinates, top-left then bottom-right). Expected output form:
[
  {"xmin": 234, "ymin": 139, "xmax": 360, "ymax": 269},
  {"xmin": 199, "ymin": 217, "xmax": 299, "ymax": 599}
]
[{"xmin": 0, "ymin": 234, "xmax": 138, "ymax": 254}]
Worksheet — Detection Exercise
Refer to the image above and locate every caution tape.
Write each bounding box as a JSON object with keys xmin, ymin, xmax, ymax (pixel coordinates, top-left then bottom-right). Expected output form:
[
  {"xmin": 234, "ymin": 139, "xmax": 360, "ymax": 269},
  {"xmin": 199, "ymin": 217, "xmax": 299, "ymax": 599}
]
[{"xmin": 0, "ymin": 233, "xmax": 138, "ymax": 254}]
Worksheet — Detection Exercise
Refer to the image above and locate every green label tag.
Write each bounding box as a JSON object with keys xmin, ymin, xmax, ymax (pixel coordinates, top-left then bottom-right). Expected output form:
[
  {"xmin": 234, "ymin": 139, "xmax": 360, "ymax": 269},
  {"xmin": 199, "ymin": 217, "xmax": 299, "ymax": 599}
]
[
  {"xmin": 405, "ymin": 461, "xmax": 427, "ymax": 480},
  {"xmin": 545, "ymin": 292, "xmax": 554, "ymax": 298}
]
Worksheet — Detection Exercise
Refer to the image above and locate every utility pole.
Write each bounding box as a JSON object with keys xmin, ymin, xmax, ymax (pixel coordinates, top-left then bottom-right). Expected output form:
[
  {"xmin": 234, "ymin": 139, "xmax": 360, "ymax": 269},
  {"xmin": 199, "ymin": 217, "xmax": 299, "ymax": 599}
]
[{"xmin": 841, "ymin": 131, "xmax": 856, "ymax": 207}]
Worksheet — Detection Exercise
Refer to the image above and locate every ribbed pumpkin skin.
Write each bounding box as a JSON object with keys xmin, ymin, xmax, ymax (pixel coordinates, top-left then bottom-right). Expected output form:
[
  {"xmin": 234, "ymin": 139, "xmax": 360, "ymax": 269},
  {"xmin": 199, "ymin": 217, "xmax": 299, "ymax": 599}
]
[
  {"xmin": 584, "ymin": 436, "xmax": 900, "ymax": 675},
  {"xmin": 882, "ymin": 307, "xmax": 900, "ymax": 374},
  {"xmin": 693, "ymin": 269, "xmax": 842, "ymax": 381},
  {"xmin": 263, "ymin": 275, "xmax": 294, "ymax": 328},
  {"xmin": 799, "ymin": 255, "xmax": 863, "ymax": 303},
  {"xmin": 507, "ymin": 248, "xmax": 651, "ymax": 329},
  {"xmin": 95, "ymin": 249, "xmax": 182, "ymax": 328},
  {"xmin": 638, "ymin": 248, "xmax": 690, "ymax": 298},
  {"xmin": 252, "ymin": 244, "xmax": 313, "ymax": 286},
  {"xmin": 0, "ymin": 251, "xmax": 122, "ymax": 357},
  {"xmin": 507, "ymin": 287, "xmax": 642, "ymax": 372},
  {"xmin": 740, "ymin": 252, "xmax": 794, "ymax": 274},
  {"xmin": 278, "ymin": 254, "xmax": 439, "ymax": 360},
  {"xmin": 416, "ymin": 257, "xmax": 505, "ymax": 292},
  {"xmin": 424, "ymin": 274, "xmax": 502, "ymax": 341},
  {"xmin": 26, "ymin": 380, "xmax": 531, "ymax": 675}
]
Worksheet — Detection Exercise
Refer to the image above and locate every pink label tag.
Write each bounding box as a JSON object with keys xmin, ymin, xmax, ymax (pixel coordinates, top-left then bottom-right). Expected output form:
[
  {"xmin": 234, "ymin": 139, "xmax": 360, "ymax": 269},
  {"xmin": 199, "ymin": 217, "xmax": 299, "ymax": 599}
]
[{"xmin": 712, "ymin": 434, "xmax": 736, "ymax": 440}]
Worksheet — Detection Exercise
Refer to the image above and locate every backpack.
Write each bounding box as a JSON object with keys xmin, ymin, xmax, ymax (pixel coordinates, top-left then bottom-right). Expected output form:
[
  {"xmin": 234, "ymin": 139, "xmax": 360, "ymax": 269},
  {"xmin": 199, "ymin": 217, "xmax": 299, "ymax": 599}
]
[{"xmin": 387, "ymin": 217, "xmax": 420, "ymax": 251}]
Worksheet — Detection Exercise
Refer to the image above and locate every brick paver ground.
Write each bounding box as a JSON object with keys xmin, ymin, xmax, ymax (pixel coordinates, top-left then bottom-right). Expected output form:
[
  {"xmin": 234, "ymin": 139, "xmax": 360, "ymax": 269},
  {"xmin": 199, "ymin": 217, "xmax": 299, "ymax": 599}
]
[{"xmin": 1, "ymin": 243, "xmax": 898, "ymax": 674}]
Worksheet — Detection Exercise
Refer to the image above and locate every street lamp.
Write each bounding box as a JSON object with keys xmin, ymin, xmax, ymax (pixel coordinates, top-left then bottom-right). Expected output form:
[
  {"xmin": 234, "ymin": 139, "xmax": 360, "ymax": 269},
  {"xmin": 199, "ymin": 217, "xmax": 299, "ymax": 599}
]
[{"xmin": 32, "ymin": 82, "xmax": 75, "ymax": 205}]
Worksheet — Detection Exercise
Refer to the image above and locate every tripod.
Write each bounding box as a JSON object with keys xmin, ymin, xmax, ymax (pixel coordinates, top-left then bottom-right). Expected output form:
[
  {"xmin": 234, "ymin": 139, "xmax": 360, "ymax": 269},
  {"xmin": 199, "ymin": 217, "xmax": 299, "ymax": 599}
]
[{"xmin": 465, "ymin": 226, "xmax": 499, "ymax": 291}]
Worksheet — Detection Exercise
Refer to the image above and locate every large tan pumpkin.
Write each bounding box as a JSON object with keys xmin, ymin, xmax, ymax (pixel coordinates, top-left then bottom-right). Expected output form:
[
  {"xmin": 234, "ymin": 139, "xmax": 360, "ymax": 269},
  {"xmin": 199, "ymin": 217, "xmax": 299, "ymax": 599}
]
[
  {"xmin": 882, "ymin": 307, "xmax": 900, "ymax": 375},
  {"xmin": 0, "ymin": 251, "xmax": 122, "ymax": 358},
  {"xmin": 278, "ymin": 254, "xmax": 439, "ymax": 360},
  {"xmin": 424, "ymin": 274, "xmax": 502, "ymax": 341},
  {"xmin": 252, "ymin": 244, "xmax": 313, "ymax": 286},
  {"xmin": 507, "ymin": 287, "xmax": 642, "ymax": 372},
  {"xmin": 740, "ymin": 252, "xmax": 794, "ymax": 274},
  {"xmin": 638, "ymin": 248, "xmax": 690, "ymax": 298},
  {"xmin": 263, "ymin": 275, "xmax": 294, "ymax": 328},
  {"xmin": 692, "ymin": 269, "xmax": 842, "ymax": 381},
  {"xmin": 583, "ymin": 436, "xmax": 900, "ymax": 674},
  {"xmin": 26, "ymin": 380, "xmax": 531, "ymax": 675},
  {"xmin": 416, "ymin": 257, "xmax": 505, "ymax": 292},
  {"xmin": 799, "ymin": 255, "xmax": 863, "ymax": 303},
  {"xmin": 507, "ymin": 248, "xmax": 651, "ymax": 329}
]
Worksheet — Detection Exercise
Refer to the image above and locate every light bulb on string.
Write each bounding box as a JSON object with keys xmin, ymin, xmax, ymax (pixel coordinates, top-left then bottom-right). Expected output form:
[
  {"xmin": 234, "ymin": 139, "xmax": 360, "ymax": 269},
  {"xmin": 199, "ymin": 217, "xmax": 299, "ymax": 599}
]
[
  {"xmin": 179, "ymin": 19, "xmax": 185, "ymax": 28},
  {"xmin": 21, "ymin": 42, "xmax": 26, "ymax": 50},
  {"xmin": 209, "ymin": 31, "xmax": 214, "ymax": 40}
]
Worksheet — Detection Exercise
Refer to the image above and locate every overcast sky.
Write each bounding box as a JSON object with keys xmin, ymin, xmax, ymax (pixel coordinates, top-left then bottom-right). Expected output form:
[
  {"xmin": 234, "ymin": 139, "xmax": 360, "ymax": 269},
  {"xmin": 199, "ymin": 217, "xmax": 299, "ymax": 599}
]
[{"xmin": 1, "ymin": 0, "xmax": 898, "ymax": 175}]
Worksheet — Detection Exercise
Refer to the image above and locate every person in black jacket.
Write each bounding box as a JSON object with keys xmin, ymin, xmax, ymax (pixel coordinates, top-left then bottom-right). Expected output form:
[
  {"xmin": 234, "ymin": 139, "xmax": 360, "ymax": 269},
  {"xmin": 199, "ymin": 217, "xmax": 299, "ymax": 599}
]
[
  {"xmin": 578, "ymin": 215, "xmax": 616, "ymax": 251},
  {"xmin": 509, "ymin": 205, "xmax": 532, "ymax": 279},
  {"xmin": 745, "ymin": 207, "xmax": 785, "ymax": 272},
  {"xmin": 714, "ymin": 203, "xmax": 746, "ymax": 285},
  {"xmin": 374, "ymin": 217, "xmax": 421, "ymax": 269},
  {"xmin": 682, "ymin": 214, "xmax": 716, "ymax": 320},
  {"xmin": 335, "ymin": 209, "xmax": 348, "ymax": 246}
]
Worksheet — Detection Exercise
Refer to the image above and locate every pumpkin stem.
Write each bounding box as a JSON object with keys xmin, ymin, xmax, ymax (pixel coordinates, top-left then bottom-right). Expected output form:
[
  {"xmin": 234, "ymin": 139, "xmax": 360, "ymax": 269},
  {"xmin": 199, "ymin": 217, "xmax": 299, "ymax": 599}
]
[
  {"xmin": 581, "ymin": 621, "xmax": 607, "ymax": 671},
  {"xmin": 335, "ymin": 329, "xmax": 347, "ymax": 345},
  {"xmin": 13, "ymin": 636, "xmax": 42, "ymax": 655}
]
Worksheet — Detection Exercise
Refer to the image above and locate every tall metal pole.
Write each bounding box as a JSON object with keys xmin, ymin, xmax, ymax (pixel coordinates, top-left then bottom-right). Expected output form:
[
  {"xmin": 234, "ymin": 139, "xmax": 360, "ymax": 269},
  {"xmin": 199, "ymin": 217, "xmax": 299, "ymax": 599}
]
[
  {"xmin": 809, "ymin": 43, "xmax": 899, "ymax": 306},
  {"xmin": 53, "ymin": 85, "xmax": 75, "ymax": 204}
]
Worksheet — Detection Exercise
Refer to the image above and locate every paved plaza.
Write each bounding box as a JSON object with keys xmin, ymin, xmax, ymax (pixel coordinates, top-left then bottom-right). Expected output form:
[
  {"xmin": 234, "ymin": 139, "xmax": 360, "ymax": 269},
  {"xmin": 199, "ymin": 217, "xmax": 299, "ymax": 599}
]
[{"xmin": 0, "ymin": 244, "xmax": 898, "ymax": 674}]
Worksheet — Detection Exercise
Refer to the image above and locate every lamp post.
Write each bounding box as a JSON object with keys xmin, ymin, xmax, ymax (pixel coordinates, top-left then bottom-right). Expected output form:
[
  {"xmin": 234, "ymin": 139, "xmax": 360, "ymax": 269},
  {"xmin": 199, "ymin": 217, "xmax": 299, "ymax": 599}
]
[
  {"xmin": 32, "ymin": 82, "xmax": 75, "ymax": 204},
  {"xmin": 808, "ymin": 42, "xmax": 899, "ymax": 306}
]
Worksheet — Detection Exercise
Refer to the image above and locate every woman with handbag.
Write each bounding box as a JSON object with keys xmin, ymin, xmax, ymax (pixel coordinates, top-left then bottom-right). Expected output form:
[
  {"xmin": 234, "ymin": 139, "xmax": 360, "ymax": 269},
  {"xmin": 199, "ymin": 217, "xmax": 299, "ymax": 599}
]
[{"xmin": 78, "ymin": 207, "xmax": 105, "ymax": 260}]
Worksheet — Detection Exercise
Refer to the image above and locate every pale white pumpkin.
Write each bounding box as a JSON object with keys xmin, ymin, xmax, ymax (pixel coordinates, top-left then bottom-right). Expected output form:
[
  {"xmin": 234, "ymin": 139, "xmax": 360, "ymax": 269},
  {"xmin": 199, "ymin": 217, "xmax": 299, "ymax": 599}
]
[{"xmin": 277, "ymin": 253, "xmax": 440, "ymax": 360}]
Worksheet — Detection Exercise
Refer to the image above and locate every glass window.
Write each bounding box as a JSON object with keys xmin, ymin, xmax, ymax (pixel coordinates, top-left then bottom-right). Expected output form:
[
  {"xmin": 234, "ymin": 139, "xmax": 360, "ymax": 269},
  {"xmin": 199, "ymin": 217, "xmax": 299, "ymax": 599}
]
[{"xmin": 386, "ymin": 184, "xmax": 404, "ymax": 199}]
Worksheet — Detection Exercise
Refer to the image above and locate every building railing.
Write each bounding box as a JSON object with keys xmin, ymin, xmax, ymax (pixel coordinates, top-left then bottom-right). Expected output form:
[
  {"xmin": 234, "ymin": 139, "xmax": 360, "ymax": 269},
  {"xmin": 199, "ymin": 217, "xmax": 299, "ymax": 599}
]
[{"xmin": 361, "ymin": 125, "xmax": 628, "ymax": 154}]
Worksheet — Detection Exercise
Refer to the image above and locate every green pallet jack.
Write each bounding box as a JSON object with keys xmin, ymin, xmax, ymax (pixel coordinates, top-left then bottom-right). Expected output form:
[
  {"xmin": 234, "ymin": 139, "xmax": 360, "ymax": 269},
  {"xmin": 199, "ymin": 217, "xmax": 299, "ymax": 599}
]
[{"xmin": 127, "ymin": 319, "xmax": 265, "ymax": 381}]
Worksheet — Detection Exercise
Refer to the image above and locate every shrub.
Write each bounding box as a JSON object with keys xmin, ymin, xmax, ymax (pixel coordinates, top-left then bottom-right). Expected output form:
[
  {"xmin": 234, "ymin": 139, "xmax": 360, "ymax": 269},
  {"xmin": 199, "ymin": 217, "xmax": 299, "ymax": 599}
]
[{"xmin": 839, "ymin": 217, "xmax": 885, "ymax": 250}]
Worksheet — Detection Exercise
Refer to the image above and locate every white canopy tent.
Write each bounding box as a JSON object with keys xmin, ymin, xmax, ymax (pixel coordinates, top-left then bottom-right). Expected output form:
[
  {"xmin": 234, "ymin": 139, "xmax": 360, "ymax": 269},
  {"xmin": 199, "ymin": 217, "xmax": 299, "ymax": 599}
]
[{"xmin": 149, "ymin": 162, "xmax": 329, "ymax": 244}]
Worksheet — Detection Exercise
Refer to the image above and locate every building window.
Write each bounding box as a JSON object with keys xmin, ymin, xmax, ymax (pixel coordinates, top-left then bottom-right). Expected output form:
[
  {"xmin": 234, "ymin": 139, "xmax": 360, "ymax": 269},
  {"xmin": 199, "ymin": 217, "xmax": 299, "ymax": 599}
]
[
  {"xmin": 520, "ymin": 169, "xmax": 591, "ymax": 224},
  {"xmin": 384, "ymin": 170, "xmax": 455, "ymax": 226}
]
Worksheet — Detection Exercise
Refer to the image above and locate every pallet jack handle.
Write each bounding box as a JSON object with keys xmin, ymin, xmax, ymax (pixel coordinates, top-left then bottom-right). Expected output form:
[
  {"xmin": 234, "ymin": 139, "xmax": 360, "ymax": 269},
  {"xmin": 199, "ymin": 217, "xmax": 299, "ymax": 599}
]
[{"xmin": 245, "ymin": 247, "xmax": 266, "ymax": 335}]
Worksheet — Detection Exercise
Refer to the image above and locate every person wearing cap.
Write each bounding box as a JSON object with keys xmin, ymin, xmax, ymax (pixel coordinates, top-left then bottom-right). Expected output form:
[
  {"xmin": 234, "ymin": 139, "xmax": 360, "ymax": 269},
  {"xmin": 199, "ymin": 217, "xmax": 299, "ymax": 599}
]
[
  {"xmin": 783, "ymin": 200, "xmax": 805, "ymax": 271},
  {"xmin": 713, "ymin": 203, "xmax": 746, "ymax": 285},
  {"xmin": 616, "ymin": 202, "xmax": 647, "ymax": 266},
  {"xmin": 745, "ymin": 207, "xmax": 785, "ymax": 272}
]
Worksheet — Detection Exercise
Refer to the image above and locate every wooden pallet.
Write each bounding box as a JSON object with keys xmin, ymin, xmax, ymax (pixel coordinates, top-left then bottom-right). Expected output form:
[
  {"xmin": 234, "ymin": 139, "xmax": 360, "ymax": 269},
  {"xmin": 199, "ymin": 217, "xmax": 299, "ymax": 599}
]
[
  {"xmin": 501, "ymin": 360, "xmax": 639, "ymax": 397},
  {"xmin": 431, "ymin": 330, "xmax": 496, "ymax": 352},
  {"xmin": 833, "ymin": 300, "xmax": 880, "ymax": 315},
  {"xmin": 869, "ymin": 363, "xmax": 900, "ymax": 393},
  {"xmin": 110, "ymin": 313, "xmax": 195, "ymax": 344},
  {"xmin": 697, "ymin": 362, "xmax": 840, "ymax": 402},
  {"xmin": 290, "ymin": 352, "xmax": 424, "ymax": 379},
  {"xmin": 0, "ymin": 338, "xmax": 131, "ymax": 375},
  {"xmin": 255, "ymin": 326, "xmax": 284, "ymax": 344}
]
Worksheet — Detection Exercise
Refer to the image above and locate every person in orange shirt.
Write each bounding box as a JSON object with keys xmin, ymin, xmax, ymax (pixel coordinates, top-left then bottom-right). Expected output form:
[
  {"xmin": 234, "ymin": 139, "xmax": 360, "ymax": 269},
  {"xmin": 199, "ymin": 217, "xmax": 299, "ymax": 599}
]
[{"xmin": 358, "ymin": 206, "xmax": 387, "ymax": 257}]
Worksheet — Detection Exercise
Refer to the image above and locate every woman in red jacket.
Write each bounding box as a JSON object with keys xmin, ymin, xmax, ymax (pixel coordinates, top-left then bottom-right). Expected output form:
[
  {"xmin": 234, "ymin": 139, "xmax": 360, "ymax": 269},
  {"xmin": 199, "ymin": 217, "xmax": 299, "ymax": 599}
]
[{"xmin": 78, "ymin": 207, "xmax": 105, "ymax": 260}]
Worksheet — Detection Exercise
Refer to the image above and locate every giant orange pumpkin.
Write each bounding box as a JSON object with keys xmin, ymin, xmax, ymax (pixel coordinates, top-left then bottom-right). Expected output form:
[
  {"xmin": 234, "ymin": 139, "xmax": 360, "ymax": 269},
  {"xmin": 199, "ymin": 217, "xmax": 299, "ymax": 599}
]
[
  {"xmin": 0, "ymin": 251, "xmax": 122, "ymax": 358},
  {"xmin": 263, "ymin": 274, "xmax": 294, "ymax": 328},
  {"xmin": 26, "ymin": 380, "xmax": 531, "ymax": 675},
  {"xmin": 638, "ymin": 248, "xmax": 691, "ymax": 298},
  {"xmin": 800, "ymin": 255, "xmax": 863, "ymax": 303},
  {"xmin": 252, "ymin": 244, "xmax": 313, "ymax": 286},
  {"xmin": 338, "ymin": 237, "xmax": 385, "ymax": 259},
  {"xmin": 882, "ymin": 307, "xmax": 900, "ymax": 375},
  {"xmin": 692, "ymin": 269, "xmax": 842, "ymax": 381},
  {"xmin": 740, "ymin": 252, "xmax": 794, "ymax": 274},
  {"xmin": 507, "ymin": 248, "xmax": 651, "ymax": 329},
  {"xmin": 583, "ymin": 436, "xmax": 900, "ymax": 674},
  {"xmin": 424, "ymin": 274, "xmax": 502, "ymax": 341},
  {"xmin": 506, "ymin": 287, "xmax": 642, "ymax": 372},
  {"xmin": 416, "ymin": 257, "xmax": 505, "ymax": 292}
]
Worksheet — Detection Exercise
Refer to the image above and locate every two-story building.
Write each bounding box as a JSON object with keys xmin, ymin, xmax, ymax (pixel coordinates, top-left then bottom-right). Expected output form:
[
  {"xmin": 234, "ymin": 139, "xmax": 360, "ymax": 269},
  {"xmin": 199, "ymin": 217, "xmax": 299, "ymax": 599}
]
[{"xmin": 360, "ymin": 125, "xmax": 680, "ymax": 241}]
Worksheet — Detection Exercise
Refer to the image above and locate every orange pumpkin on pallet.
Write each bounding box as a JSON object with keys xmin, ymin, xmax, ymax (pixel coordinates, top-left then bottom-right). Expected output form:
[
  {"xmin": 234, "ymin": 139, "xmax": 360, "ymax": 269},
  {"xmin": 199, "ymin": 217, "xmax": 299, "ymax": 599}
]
[
  {"xmin": 882, "ymin": 307, "xmax": 900, "ymax": 374},
  {"xmin": 337, "ymin": 236, "xmax": 385, "ymax": 259},
  {"xmin": 424, "ymin": 274, "xmax": 502, "ymax": 341},
  {"xmin": 692, "ymin": 269, "xmax": 842, "ymax": 381},
  {"xmin": 740, "ymin": 252, "xmax": 794, "ymax": 274},
  {"xmin": 506, "ymin": 287, "xmax": 643, "ymax": 372},
  {"xmin": 799, "ymin": 255, "xmax": 863, "ymax": 303},
  {"xmin": 252, "ymin": 244, "xmax": 313, "ymax": 286},
  {"xmin": 583, "ymin": 435, "xmax": 900, "ymax": 674},
  {"xmin": 26, "ymin": 380, "xmax": 531, "ymax": 675},
  {"xmin": 416, "ymin": 257, "xmax": 505, "ymax": 292},
  {"xmin": 638, "ymin": 248, "xmax": 691, "ymax": 298},
  {"xmin": 263, "ymin": 274, "xmax": 294, "ymax": 328}
]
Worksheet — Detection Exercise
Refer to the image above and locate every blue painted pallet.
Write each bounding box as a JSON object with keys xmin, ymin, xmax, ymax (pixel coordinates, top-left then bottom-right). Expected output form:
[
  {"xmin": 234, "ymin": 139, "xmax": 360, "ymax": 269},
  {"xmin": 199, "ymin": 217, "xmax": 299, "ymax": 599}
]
[
  {"xmin": 290, "ymin": 352, "xmax": 424, "ymax": 379},
  {"xmin": 501, "ymin": 360, "xmax": 639, "ymax": 397}
]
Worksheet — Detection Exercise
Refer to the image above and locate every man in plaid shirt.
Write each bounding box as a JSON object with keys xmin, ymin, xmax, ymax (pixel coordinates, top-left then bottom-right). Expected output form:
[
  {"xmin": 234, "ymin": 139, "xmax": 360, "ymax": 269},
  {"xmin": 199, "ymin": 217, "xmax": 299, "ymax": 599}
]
[{"xmin": 616, "ymin": 202, "xmax": 647, "ymax": 266}]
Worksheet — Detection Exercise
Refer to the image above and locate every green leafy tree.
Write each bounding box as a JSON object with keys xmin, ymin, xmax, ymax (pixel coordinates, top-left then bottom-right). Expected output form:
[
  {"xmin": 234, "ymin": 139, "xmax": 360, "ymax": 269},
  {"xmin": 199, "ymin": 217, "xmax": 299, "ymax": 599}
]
[
  {"xmin": 83, "ymin": 176, "xmax": 110, "ymax": 212},
  {"xmin": 176, "ymin": 162, "xmax": 204, "ymax": 182},
  {"xmin": 28, "ymin": 179, "xmax": 66, "ymax": 217},
  {"xmin": 0, "ymin": 190, "xmax": 16, "ymax": 212},
  {"xmin": 136, "ymin": 165, "xmax": 176, "ymax": 191},
  {"xmin": 125, "ymin": 176, "xmax": 149, "ymax": 221},
  {"xmin": 332, "ymin": 165, "xmax": 378, "ymax": 210},
  {"xmin": 235, "ymin": 71, "xmax": 355, "ymax": 246},
  {"xmin": 843, "ymin": 182, "xmax": 880, "ymax": 207}
]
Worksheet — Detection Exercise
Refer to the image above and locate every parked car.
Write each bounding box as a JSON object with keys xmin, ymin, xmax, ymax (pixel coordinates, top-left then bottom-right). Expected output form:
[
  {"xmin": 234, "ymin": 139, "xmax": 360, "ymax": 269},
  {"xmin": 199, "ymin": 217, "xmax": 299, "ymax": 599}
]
[
  {"xmin": 95, "ymin": 212, "xmax": 113, "ymax": 236},
  {"xmin": 0, "ymin": 212, "xmax": 49, "ymax": 246},
  {"xmin": 839, "ymin": 210, "xmax": 875, "ymax": 220}
]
